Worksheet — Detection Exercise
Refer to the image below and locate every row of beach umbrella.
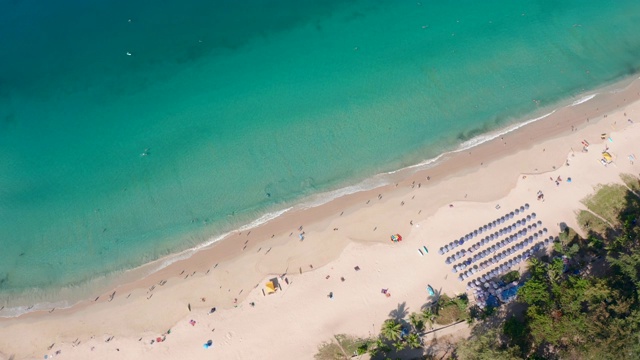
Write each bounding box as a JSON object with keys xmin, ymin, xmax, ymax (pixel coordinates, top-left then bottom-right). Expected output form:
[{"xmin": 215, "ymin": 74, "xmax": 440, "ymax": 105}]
[
  {"xmin": 449, "ymin": 226, "xmax": 547, "ymax": 268},
  {"xmin": 460, "ymin": 237, "xmax": 554, "ymax": 283},
  {"xmin": 438, "ymin": 204, "xmax": 531, "ymax": 255},
  {"xmin": 464, "ymin": 218, "xmax": 540, "ymax": 254}
]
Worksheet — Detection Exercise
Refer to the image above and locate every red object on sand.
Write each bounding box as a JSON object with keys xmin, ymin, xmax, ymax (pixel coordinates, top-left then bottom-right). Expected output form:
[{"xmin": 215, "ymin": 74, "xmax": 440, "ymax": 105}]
[{"xmin": 156, "ymin": 337, "xmax": 162, "ymax": 342}]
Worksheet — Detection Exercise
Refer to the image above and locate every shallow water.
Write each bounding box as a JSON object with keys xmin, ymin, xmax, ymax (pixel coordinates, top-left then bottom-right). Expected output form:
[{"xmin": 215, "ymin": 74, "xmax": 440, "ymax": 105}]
[{"xmin": 1, "ymin": 0, "xmax": 640, "ymax": 302}]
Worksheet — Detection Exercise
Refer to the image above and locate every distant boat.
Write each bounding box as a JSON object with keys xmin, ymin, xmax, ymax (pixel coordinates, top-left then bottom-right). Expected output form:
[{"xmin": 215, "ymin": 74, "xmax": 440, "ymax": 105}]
[{"xmin": 140, "ymin": 148, "xmax": 150, "ymax": 157}]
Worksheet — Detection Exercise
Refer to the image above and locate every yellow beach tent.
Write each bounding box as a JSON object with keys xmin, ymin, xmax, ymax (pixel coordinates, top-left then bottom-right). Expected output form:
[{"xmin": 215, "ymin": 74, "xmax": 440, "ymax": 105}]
[
  {"xmin": 265, "ymin": 281, "xmax": 276, "ymax": 294},
  {"xmin": 603, "ymin": 152, "xmax": 612, "ymax": 162}
]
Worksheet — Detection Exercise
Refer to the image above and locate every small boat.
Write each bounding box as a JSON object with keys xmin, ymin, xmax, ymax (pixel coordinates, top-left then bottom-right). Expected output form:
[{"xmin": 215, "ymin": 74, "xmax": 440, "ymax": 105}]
[{"xmin": 427, "ymin": 285, "xmax": 435, "ymax": 296}]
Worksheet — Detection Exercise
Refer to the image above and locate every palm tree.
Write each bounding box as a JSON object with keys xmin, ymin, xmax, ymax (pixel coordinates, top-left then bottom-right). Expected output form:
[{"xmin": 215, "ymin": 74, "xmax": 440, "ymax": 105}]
[
  {"xmin": 421, "ymin": 308, "xmax": 435, "ymax": 329},
  {"xmin": 380, "ymin": 319, "xmax": 403, "ymax": 342},
  {"xmin": 405, "ymin": 333, "xmax": 422, "ymax": 349},
  {"xmin": 393, "ymin": 340, "xmax": 407, "ymax": 352},
  {"xmin": 528, "ymin": 258, "xmax": 547, "ymax": 280},
  {"xmin": 408, "ymin": 312, "xmax": 425, "ymax": 333}
]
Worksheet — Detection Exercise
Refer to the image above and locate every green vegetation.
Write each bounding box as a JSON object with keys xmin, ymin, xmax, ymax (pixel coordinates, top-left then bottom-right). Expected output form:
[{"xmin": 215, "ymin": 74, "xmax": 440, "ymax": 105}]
[
  {"xmin": 458, "ymin": 179, "xmax": 640, "ymax": 359},
  {"xmin": 621, "ymin": 173, "xmax": 640, "ymax": 194},
  {"xmin": 501, "ymin": 270, "xmax": 520, "ymax": 284},
  {"xmin": 314, "ymin": 334, "xmax": 369, "ymax": 360},
  {"xmin": 582, "ymin": 183, "xmax": 629, "ymax": 226},
  {"xmin": 434, "ymin": 294, "xmax": 470, "ymax": 325}
]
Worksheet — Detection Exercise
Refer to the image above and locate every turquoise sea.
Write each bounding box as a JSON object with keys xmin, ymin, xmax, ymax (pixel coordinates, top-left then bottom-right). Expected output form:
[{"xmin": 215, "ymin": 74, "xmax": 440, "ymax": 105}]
[{"xmin": 2, "ymin": 0, "xmax": 640, "ymax": 310}]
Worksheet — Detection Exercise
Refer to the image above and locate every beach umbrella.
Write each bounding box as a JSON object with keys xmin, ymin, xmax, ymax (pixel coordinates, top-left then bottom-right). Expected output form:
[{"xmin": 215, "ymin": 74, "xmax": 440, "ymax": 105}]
[
  {"xmin": 492, "ymin": 220, "xmax": 498, "ymax": 227},
  {"xmin": 500, "ymin": 216, "xmax": 505, "ymax": 223},
  {"xmin": 526, "ymin": 215, "xmax": 531, "ymax": 221},
  {"xmin": 520, "ymin": 206, "xmax": 525, "ymax": 212},
  {"xmin": 543, "ymin": 228, "xmax": 548, "ymax": 234},
  {"xmin": 531, "ymin": 213, "xmax": 536, "ymax": 219},
  {"xmin": 483, "ymin": 225, "xmax": 489, "ymax": 232},
  {"xmin": 473, "ymin": 230, "xmax": 478, "ymax": 237},
  {"xmin": 445, "ymin": 257, "xmax": 452, "ymax": 264},
  {"xmin": 525, "ymin": 203, "xmax": 530, "ymax": 210},
  {"xmin": 454, "ymin": 239, "xmax": 460, "ymax": 246},
  {"xmin": 509, "ymin": 212, "xmax": 515, "ymax": 219},
  {"xmin": 452, "ymin": 267, "xmax": 457, "ymax": 273},
  {"xmin": 438, "ymin": 247, "xmax": 444, "ymax": 255},
  {"xmin": 533, "ymin": 233, "xmax": 539, "ymax": 239}
]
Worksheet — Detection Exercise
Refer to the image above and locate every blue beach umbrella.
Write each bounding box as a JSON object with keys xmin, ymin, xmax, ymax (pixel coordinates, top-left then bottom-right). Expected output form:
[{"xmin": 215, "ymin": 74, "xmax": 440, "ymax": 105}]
[
  {"xmin": 473, "ymin": 230, "xmax": 478, "ymax": 236},
  {"xmin": 515, "ymin": 209, "xmax": 520, "ymax": 215},
  {"xmin": 531, "ymin": 213, "xmax": 536, "ymax": 219},
  {"xmin": 543, "ymin": 228, "xmax": 548, "ymax": 234}
]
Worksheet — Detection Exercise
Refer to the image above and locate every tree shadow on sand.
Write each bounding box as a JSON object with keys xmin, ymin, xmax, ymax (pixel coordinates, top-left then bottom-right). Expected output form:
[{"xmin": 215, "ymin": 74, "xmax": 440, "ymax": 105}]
[{"xmin": 388, "ymin": 301, "xmax": 409, "ymax": 322}]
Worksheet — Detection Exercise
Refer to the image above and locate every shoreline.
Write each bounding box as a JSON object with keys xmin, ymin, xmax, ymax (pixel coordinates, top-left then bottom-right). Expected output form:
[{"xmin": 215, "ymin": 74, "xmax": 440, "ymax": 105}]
[
  {"xmin": 2, "ymin": 73, "xmax": 640, "ymax": 318},
  {"xmin": 0, "ymin": 73, "xmax": 639, "ymax": 359}
]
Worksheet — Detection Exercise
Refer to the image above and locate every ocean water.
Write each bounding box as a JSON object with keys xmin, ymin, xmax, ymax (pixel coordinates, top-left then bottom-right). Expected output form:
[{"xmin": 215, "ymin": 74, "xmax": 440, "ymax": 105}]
[{"xmin": 1, "ymin": 0, "xmax": 640, "ymax": 306}]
